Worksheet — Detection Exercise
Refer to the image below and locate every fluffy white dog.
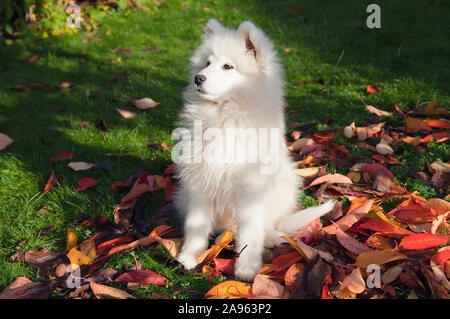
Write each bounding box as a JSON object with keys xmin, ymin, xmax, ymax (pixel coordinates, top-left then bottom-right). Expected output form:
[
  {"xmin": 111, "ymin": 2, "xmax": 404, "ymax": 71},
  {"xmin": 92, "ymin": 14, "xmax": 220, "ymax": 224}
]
[{"xmin": 175, "ymin": 19, "xmax": 335, "ymax": 281}]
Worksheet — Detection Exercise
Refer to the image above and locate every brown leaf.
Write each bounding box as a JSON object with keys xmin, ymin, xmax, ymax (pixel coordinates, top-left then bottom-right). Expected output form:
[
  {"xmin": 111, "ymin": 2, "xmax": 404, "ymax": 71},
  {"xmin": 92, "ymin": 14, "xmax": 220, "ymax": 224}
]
[
  {"xmin": 0, "ymin": 277, "xmax": 57, "ymax": 299},
  {"xmin": 90, "ymin": 281, "xmax": 136, "ymax": 299},
  {"xmin": 252, "ymin": 274, "xmax": 285, "ymax": 298},
  {"xmin": 0, "ymin": 133, "xmax": 14, "ymax": 150},
  {"xmin": 355, "ymin": 249, "xmax": 408, "ymax": 268},
  {"xmin": 284, "ymin": 263, "xmax": 306, "ymax": 294},
  {"xmin": 116, "ymin": 108, "xmax": 138, "ymax": 119}
]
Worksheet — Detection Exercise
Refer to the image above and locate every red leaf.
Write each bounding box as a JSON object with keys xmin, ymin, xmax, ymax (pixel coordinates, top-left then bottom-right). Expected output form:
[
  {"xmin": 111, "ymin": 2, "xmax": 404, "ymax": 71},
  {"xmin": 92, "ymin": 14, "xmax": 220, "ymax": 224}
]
[
  {"xmin": 214, "ymin": 258, "xmax": 236, "ymax": 275},
  {"xmin": 50, "ymin": 151, "xmax": 74, "ymax": 164},
  {"xmin": 335, "ymin": 227, "xmax": 372, "ymax": 254},
  {"xmin": 76, "ymin": 177, "xmax": 98, "ymax": 192},
  {"xmin": 321, "ymin": 199, "xmax": 374, "ymax": 236},
  {"xmin": 350, "ymin": 218, "xmax": 412, "ymax": 237},
  {"xmin": 269, "ymin": 252, "xmax": 303, "ymax": 276},
  {"xmin": 115, "ymin": 270, "xmax": 168, "ymax": 286},
  {"xmin": 392, "ymin": 206, "xmax": 437, "ymax": 223},
  {"xmin": 399, "ymin": 233, "xmax": 448, "ymax": 251},
  {"xmin": 43, "ymin": 170, "xmax": 57, "ymax": 193},
  {"xmin": 96, "ymin": 236, "xmax": 135, "ymax": 255},
  {"xmin": 422, "ymin": 133, "xmax": 450, "ymax": 143},
  {"xmin": 431, "ymin": 247, "xmax": 450, "ymax": 269}
]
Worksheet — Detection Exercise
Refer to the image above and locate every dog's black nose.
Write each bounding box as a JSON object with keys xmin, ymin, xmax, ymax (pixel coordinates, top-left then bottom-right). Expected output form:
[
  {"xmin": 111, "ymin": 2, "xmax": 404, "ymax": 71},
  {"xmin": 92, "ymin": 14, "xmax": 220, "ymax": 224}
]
[{"xmin": 194, "ymin": 74, "xmax": 206, "ymax": 86}]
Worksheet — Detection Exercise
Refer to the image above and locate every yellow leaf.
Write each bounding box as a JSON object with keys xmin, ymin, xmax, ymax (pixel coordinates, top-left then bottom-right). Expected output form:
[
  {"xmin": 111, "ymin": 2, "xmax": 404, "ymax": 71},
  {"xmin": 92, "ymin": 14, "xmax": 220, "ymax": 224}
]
[
  {"xmin": 67, "ymin": 239, "xmax": 96, "ymax": 269},
  {"xmin": 294, "ymin": 167, "xmax": 320, "ymax": 178}
]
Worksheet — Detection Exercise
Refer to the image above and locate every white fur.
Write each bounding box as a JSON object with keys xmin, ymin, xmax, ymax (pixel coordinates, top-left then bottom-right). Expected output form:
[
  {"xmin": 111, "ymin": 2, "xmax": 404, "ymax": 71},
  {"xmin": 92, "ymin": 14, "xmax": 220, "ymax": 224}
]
[{"xmin": 175, "ymin": 19, "xmax": 335, "ymax": 281}]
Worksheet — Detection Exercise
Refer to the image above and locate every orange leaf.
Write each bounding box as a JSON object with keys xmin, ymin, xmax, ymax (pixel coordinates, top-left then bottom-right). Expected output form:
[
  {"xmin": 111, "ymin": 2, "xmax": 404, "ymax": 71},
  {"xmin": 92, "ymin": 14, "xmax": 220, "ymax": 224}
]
[
  {"xmin": 43, "ymin": 170, "xmax": 57, "ymax": 193},
  {"xmin": 204, "ymin": 280, "xmax": 252, "ymax": 299},
  {"xmin": 366, "ymin": 84, "xmax": 380, "ymax": 94},
  {"xmin": 399, "ymin": 233, "xmax": 448, "ymax": 251},
  {"xmin": 321, "ymin": 199, "xmax": 374, "ymax": 235},
  {"xmin": 426, "ymin": 118, "xmax": 450, "ymax": 129},
  {"xmin": 197, "ymin": 230, "xmax": 233, "ymax": 265}
]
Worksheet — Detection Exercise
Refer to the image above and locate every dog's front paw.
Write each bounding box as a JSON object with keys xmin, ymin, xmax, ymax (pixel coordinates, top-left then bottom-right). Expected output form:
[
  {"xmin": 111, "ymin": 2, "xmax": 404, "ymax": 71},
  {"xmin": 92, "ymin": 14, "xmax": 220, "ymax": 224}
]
[
  {"xmin": 234, "ymin": 258, "xmax": 262, "ymax": 282},
  {"xmin": 177, "ymin": 251, "xmax": 198, "ymax": 271}
]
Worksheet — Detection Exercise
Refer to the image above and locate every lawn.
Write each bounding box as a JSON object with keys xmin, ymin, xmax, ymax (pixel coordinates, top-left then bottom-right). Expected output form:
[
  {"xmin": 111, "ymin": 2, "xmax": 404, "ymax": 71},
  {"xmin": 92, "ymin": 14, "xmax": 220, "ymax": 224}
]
[{"xmin": 0, "ymin": 0, "xmax": 448, "ymax": 298}]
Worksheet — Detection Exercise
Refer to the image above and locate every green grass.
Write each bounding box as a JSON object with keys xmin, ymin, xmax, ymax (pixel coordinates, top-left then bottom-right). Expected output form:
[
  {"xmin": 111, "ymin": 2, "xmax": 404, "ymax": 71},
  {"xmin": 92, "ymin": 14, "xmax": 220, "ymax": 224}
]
[{"xmin": 0, "ymin": 0, "xmax": 449, "ymax": 297}]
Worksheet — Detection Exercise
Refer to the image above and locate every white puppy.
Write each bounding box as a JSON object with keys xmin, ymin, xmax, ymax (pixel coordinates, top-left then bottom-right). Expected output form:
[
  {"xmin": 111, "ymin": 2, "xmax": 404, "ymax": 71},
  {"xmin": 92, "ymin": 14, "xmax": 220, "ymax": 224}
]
[{"xmin": 175, "ymin": 19, "xmax": 335, "ymax": 281}]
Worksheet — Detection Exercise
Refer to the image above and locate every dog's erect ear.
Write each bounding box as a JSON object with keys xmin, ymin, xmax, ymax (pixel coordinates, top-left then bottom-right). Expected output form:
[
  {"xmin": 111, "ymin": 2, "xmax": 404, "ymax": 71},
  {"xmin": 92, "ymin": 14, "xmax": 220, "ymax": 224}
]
[
  {"xmin": 203, "ymin": 19, "xmax": 223, "ymax": 38},
  {"xmin": 237, "ymin": 21, "xmax": 262, "ymax": 60}
]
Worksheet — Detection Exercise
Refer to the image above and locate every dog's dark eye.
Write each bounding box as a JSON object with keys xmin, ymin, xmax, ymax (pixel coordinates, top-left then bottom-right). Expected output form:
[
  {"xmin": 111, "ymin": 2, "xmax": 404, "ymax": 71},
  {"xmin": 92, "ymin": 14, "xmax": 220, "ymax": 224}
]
[
  {"xmin": 206, "ymin": 61, "xmax": 210, "ymax": 67},
  {"xmin": 223, "ymin": 64, "xmax": 234, "ymax": 70}
]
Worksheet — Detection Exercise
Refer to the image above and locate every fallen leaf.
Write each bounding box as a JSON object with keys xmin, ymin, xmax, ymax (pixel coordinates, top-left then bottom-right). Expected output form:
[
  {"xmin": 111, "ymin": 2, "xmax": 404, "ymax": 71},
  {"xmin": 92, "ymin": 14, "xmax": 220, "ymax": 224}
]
[
  {"xmin": 366, "ymin": 84, "xmax": 380, "ymax": 94},
  {"xmin": 425, "ymin": 100, "xmax": 448, "ymax": 116},
  {"xmin": 67, "ymin": 162, "xmax": 96, "ymax": 171},
  {"xmin": 197, "ymin": 230, "xmax": 233, "ymax": 265},
  {"xmin": 399, "ymin": 233, "xmax": 448, "ymax": 251},
  {"xmin": 0, "ymin": 133, "xmax": 14, "ymax": 150},
  {"xmin": 355, "ymin": 249, "xmax": 408, "ymax": 268},
  {"xmin": 117, "ymin": 108, "xmax": 138, "ymax": 119},
  {"xmin": 204, "ymin": 280, "xmax": 252, "ymax": 299},
  {"xmin": 365, "ymin": 104, "xmax": 392, "ymax": 116},
  {"xmin": 335, "ymin": 227, "xmax": 372, "ymax": 254},
  {"xmin": 49, "ymin": 151, "xmax": 74, "ymax": 164},
  {"xmin": 321, "ymin": 199, "xmax": 374, "ymax": 235},
  {"xmin": 67, "ymin": 239, "xmax": 96, "ymax": 268},
  {"xmin": 0, "ymin": 277, "xmax": 57, "ymax": 299},
  {"xmin": 308, "ymin": 173, "xmax": 353, "ymax": 188},
  {"xmin": 115, "ymin": 270, "xmax": 168, "ymax": 286},
  {"xmin": 337, "ymin": 267, "xmax": 366, "ymax": 299},
  {"xmin": 66, "ymin": 229, "xmax": 78, "ymax": 251},
  {"xmin": 43, "ymin": 171, "xmax": 57, "ymax": 193},
  {"xmin": 252, "ymin": 274, "xmax": 285, "ymax": 298},
  {"xmin": 132, "ymin": 97, "xmax": 160, "ymax": 109},
  {"xmin": 90, "ymin": 281, "xmax": 136, "ymax": 299},
  {"xmin": 76, "ymin": 177, "xmax": 98, "ymax": 192}
]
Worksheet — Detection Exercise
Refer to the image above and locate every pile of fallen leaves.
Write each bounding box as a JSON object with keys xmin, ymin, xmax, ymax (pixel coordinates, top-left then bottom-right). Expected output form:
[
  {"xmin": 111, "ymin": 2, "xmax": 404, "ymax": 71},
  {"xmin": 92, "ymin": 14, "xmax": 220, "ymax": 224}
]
[{"xmin": 0, "ymin": 87, "xmax": 449, "ymax": 299}]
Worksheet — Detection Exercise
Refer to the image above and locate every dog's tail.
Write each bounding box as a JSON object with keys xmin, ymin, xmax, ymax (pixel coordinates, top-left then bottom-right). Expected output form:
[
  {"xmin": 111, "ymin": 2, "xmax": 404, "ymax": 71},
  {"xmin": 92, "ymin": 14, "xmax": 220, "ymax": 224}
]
[{"xmin": 276, "ymin": 200, "xmax": 336, "ymax": 236}]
